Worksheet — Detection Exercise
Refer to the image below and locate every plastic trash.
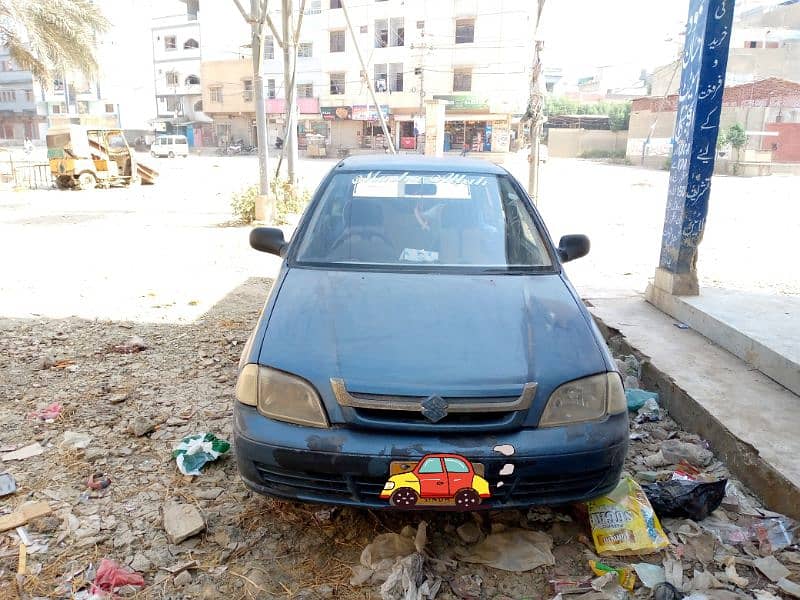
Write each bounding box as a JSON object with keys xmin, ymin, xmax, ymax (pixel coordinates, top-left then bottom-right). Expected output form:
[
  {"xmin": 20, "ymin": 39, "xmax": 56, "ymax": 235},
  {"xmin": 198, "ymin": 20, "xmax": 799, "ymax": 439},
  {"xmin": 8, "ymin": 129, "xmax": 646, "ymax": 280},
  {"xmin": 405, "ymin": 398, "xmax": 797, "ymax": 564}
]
[
  {"xmin": 172, "ymin": 433, "xmax": 231, "ymax": 476},
  {"xmin": 586, "ymin": 477, "xmax": 670, "ymax": 556},
  {"xmin": 660, "ymin": 439, "xmax": 713, "ymax": 467},
  {"xmin": 634, "ymin": 562, "xmax": 667, "ymax": 588},
  {"xmin": 589, "ymin": 560, "xmax": 636, "ymax": 591},
  {"xmin": 653, "ymin": 582, "xmax": 682, "ymax": 600},
  {"xmin": 457, "ymin": 528, "xmax": 554, "ymax": 571},
  {"xmin": 90, "ymin": 558, "xmax": 145, "ymax": 594},
  {"xmin": 636, "ymin": 397, "xmax": 662, "ymax": 423},
  {"xmin": 0, "ymin": 473, "xmax": 16, "ymax": 497},
  {"xmin": 625, "ymin": 389, "xmax": 658, "ymax": 412},
  {"xmin": 28, "ymin": 402, "xmax": 62, "ymax": 421},
  {"xmin": 753, "ymin": 516, "xmax": 797, "ymax": 552},
  {"xmin": 642, "ymin": 478, "xmax": 727, "ymax": 521}
]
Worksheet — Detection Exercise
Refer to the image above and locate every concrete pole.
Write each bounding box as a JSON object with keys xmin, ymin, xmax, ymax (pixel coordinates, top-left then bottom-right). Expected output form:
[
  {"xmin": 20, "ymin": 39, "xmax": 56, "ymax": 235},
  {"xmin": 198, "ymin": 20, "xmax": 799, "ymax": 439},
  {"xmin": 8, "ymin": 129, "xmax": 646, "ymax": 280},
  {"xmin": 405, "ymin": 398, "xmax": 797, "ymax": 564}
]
[
  {"xmin": 281, "ymin": 0, "xmax": 298, "ymax": 184},
  {"xmin": 250, "ymin": 0, "xmax": 272, "ymax": 220},
  {"xmin": 340, "ymin": 0, "xmax": 395, "ymax": 154},
  {"xmin": 526, "ymin": 1, "xmax": 545, "ymax": 203},
  {"xmin": 650, "ymin": 0, "xmax": 735, "ymax": 297}
]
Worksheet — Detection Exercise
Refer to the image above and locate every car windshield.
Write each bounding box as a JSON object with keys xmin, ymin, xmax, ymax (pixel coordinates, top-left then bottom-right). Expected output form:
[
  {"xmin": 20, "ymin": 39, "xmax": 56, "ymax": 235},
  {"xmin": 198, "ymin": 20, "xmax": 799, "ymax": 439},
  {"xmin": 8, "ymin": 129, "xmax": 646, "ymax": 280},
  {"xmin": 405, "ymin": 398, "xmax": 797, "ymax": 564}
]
[{"xmin": 294, "ymin": 170, "xmax": 553, "ymax": 270}]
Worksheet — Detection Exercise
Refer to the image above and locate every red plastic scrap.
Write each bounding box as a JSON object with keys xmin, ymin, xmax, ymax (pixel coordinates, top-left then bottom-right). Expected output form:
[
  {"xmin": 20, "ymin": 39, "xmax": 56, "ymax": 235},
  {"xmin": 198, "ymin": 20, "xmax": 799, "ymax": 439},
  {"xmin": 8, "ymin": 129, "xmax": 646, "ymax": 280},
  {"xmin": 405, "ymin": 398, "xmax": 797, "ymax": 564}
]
[
  {"xmin": 28, "ymin": 403, "xmax": 63, "ymax": 421},
  {"xmin": 91, "ymin": 559, "xmax": 145, "ymax": 594}
]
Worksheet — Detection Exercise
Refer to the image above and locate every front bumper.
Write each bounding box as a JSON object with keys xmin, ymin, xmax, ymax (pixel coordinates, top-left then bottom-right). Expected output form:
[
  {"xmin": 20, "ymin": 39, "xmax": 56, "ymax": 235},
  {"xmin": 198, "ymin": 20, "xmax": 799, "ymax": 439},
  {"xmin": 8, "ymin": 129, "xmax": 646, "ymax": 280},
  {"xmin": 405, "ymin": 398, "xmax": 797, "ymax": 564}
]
[{"xmin": 233, "ymin": 403, "xmax": 628, "ymax": 509}]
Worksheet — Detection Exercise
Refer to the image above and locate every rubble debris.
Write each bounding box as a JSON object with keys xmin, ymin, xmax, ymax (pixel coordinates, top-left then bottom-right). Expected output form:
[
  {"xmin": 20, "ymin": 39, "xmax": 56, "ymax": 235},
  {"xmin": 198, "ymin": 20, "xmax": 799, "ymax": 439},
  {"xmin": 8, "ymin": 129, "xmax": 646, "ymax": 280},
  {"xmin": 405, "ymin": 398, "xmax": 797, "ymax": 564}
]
[
  {"xmin": 642, "ymin": 478, "xmax": 727, "ymax": 521},
  {"xmin": 1, "ymin": 442, "xmax": 44, "ymax": 462},
  {"xmin": 777, "ymin": 577, "xmax": 800, "ymax": 599},
  {"xmin": 162, "ymin": 502, "xmax": 205, "ymax": 544},
  {"xmin": 130, "ymin": 415, "xmax": 155, "ymax": 437},
  {"xmin": 111, "ymin": 335, "xmax": 148, "ymax": 354},
  {"xmin": 688, "ymin": 569, "xmax": 722, "ymax": 591},
  {"xmin": 550, "ymin": 576, "xmax": 593, "ymax": 595},
  {"xmin": 752, "ymin": 555, "xmax": 790, "ymax": 582},
  {"xmin": 722, "ymin": 555, "xmax": 749, "ymax": 587},
  {"xmin": 172, "ymin": 433, "xmax": 231, "ymax": 476},
  {"xmin": 61, "ymin": 431, "xmax": 92, "ymax": 449},
  {"xmin": 0, "ymin": 472, "xmax": 17, "ymax": 497},
  {"xmin": 449, "ymin": 573, "xmax": 481, "ymax": 599},
  {"xmin": 28, "ymin": 402, "xmax": 62, "ymax": 421},
  {"xmin": 586, "ymin": 477, "xmax": 669, "ymax": 556},
  {"xmin": 90, "ymin": 558, "xmax": 145, "ymax": 595},
  {"xmin": 633, "ymin": 562, "xmax": 666, "ymax": 588},
  {"xmin": 625, "ymin": 388, "xmax": 658, "ymax": 412},
  {"xmin": 456, "ymin": 521, "xmax": 482, "ymax": 544},
  {"xmin": 660, "ymin": 440, "xmax": 713, "ymax": 468},
  {"xmin": 457, "ymin": 528, "xmax": 554, "ymax": 572},
  {"xmin": 0, "ymin": 501, "xmax": 52, "ymax": 532}
]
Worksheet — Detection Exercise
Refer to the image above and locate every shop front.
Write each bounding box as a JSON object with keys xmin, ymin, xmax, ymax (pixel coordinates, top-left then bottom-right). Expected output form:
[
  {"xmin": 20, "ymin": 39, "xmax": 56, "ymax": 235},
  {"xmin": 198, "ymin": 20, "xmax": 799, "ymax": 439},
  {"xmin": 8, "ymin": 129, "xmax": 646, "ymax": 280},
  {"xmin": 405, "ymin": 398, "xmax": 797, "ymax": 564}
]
[
  {"xmin": 434, "ymin": 95, "xmax": 512, "ymax": 154},
  {"xmin": 267, "ymin": 97, "xmax": 325, "ymax": 151},
  {"xmin": 321, "ymin": 104, "xmax": 391, "ymax": 153}
]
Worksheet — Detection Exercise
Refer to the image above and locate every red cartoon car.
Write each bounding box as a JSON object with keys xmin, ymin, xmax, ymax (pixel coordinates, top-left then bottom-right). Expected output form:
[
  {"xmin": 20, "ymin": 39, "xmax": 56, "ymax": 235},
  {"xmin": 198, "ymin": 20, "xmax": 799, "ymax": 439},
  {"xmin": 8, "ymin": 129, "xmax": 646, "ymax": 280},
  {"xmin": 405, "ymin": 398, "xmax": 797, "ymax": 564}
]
[{"xmin": 379, "ymin": 453, "xmax": 491, "ymax": 509}]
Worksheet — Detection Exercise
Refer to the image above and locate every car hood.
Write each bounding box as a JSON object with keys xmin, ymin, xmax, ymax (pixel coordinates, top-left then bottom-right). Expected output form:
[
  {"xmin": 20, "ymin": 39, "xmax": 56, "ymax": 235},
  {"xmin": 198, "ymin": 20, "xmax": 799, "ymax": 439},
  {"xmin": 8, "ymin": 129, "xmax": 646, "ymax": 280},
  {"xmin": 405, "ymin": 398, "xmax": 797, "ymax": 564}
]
[{"xmin": 259, "ymin": 268, "xmax": 606, "ymax": 400}]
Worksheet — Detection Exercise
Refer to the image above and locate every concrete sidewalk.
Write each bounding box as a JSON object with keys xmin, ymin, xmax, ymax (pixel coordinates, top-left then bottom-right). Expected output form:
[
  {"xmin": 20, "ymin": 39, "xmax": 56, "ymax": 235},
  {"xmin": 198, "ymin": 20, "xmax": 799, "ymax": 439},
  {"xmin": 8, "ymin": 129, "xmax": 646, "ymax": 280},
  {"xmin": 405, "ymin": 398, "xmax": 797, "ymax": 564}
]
[{"xmin": 588, "ymin": 295, "xmax": 800, "ymax": 519}]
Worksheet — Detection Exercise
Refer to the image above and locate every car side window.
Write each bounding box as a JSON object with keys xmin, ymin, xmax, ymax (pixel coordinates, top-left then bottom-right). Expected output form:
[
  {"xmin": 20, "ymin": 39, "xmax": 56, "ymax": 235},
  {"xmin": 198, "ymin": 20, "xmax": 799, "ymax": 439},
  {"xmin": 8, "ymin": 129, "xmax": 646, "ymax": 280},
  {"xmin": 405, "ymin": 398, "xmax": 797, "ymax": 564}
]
[
  {"xmin": 418, "ymin": 457, "xmax": 443, "ymax": 473},
  {"xmin": 443, "ymin": 458, "xmax": 469, "ymax": 473}
]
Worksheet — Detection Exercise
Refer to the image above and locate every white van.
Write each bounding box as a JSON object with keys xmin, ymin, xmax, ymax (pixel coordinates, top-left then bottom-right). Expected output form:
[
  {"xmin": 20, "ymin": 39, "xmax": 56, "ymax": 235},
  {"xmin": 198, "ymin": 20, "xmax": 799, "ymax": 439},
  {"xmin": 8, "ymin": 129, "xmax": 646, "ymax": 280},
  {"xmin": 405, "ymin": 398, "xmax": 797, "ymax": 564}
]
[{"xmin": 150, "ymin": 135, "xmax": 189, "ymax": 158}]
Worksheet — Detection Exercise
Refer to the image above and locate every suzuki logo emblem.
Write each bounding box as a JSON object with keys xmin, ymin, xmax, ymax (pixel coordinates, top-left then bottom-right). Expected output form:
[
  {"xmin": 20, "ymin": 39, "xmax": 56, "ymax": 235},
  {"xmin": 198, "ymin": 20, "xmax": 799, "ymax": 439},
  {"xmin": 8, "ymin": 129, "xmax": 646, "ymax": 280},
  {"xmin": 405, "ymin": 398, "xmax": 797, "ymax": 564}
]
[{"xmin": 420, "ymin": 395, "xmax": 448, "ymax": 423}]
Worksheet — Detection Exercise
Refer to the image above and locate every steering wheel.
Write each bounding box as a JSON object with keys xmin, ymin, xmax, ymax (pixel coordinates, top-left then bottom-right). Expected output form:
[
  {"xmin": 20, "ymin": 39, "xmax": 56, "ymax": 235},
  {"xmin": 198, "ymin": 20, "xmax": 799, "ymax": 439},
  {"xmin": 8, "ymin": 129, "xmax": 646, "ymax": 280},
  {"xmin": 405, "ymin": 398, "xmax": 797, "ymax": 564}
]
[{"xmin": 329, "ymin": 228, "xmax": 395, "ymax": 257}]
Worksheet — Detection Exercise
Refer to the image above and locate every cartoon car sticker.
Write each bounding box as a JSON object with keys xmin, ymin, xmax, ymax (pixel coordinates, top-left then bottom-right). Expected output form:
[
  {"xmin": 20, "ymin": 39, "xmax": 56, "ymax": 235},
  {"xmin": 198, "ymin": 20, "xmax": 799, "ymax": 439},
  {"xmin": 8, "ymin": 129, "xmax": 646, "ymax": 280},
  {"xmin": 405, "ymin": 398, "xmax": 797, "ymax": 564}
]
[{"xmin": 380, "ymin": 453, "xmax": 491, "ymax": 509}]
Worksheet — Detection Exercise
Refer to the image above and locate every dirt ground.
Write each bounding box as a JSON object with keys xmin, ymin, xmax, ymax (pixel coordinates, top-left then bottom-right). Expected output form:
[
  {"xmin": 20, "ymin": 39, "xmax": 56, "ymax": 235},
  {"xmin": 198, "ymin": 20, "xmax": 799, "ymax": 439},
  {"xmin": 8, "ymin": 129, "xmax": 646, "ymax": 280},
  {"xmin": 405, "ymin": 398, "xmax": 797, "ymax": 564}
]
[{"xmin": 2, "ymin": 275, "xmax": 799, "ymax": 599}]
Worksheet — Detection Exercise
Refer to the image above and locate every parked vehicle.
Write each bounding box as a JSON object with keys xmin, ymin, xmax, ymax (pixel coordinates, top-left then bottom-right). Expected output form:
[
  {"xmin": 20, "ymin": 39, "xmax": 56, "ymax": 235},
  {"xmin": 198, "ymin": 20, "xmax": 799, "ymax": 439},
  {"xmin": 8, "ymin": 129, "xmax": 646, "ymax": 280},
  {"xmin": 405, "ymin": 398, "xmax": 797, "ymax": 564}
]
[
  {"xmin": 46, "ymin": 126, "xmax": 157, "ymax": 189},
  {"xmin": 274, "ymin": 136, "xmax": 284, "ymax": 150},
  {"xmin": 150, "ymin": 134, "xmax": 189, "ymax": 158},
  {"xmin": 234, "ymin": 155, "xmax": 627, "ymax": 510}
]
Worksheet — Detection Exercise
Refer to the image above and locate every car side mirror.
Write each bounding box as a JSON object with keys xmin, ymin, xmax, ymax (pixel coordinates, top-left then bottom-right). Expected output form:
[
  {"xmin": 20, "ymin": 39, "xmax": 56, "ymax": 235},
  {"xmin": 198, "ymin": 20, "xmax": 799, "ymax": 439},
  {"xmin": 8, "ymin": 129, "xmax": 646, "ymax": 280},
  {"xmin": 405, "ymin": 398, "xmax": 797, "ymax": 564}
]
[
  {"xmin": 557, "ymin": 234, "xmax": 590, "ymax": 263},
  {"xmin": 250, "ymin": 227, "xmax": 287, "ymax": 257}
]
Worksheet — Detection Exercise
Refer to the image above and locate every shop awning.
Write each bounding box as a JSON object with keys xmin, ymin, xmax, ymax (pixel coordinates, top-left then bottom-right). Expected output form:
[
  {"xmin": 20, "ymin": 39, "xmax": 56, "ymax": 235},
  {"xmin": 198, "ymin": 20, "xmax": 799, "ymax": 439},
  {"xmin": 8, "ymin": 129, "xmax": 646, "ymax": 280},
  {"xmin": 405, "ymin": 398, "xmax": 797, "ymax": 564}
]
[{"xmin": 444, "ymin": 114, "xmax": 511, "ymax": 121}]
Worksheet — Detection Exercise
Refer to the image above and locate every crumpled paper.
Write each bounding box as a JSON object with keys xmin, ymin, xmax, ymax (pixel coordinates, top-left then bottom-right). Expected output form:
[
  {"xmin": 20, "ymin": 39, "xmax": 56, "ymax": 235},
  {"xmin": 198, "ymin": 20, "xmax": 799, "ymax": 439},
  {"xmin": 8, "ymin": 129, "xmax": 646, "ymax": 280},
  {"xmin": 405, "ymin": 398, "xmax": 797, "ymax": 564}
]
[
  {"xmin": 457, "ymin": 528, "xmax": 555, "ymax": 572},
  {"xmin": 172, "ymin": 433, "xmax": 230, "ymax": 476}
]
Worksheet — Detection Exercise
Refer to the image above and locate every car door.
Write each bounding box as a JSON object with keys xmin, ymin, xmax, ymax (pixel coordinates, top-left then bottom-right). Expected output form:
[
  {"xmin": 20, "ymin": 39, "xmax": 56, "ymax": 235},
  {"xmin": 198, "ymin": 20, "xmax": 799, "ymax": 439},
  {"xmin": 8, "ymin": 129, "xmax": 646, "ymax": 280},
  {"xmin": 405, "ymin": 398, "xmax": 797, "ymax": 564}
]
[
  {"xmin": 415, "ymin": 457, "xmax": 448, "ymax": 497},
  {"xmin": 443, "ymin": 457, "xmax": 472, "ymax": 494}
]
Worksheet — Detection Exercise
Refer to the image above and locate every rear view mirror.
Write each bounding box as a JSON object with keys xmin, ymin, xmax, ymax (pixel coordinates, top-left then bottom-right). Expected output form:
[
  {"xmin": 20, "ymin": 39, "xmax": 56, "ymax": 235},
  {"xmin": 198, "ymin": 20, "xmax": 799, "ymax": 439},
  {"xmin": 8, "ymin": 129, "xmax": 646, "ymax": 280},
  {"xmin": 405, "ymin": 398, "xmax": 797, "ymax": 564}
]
[
  {"xmin": 557, "ymin": 234, "xmax": 590, "ymax": 263},
  {"xmin": 250, "ymin": 227, "xmax": 287, "ymax": 257}
]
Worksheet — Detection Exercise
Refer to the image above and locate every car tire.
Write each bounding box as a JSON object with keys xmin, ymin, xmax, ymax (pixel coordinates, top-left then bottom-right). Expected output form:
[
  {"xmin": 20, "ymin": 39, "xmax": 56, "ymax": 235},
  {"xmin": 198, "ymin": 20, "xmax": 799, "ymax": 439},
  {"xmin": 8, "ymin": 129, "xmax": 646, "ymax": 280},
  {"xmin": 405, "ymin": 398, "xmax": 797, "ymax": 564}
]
[
  {"xmin": 55, "ymin": 175, "xmax": 73, "ymax": 190},
  {"xmin": 454, "ymin": 488, "xmax": 481, "ymax": 509},
  {"xmin": 389, "ymin": 488, "xmax": 419, "ymax": 508},
  {"xmin": 168, "ymin": 151, "xmax": 175, "ymax": 158},
  {"xmin": 77, "ymin": 172, "xmax": 97, "ymax": 190},
  {"xmin": 151, "ymin": 151, "xmax": 156, "ymax": 158}
]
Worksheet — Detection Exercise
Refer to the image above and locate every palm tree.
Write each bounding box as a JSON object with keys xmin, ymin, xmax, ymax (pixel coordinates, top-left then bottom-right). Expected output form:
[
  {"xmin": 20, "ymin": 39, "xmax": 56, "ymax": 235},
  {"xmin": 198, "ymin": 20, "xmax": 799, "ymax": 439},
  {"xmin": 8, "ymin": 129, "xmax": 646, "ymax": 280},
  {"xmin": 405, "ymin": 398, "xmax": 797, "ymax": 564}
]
[{"xmin": 0, "ymin": 0, "xmax": 109, "ymax": 84}]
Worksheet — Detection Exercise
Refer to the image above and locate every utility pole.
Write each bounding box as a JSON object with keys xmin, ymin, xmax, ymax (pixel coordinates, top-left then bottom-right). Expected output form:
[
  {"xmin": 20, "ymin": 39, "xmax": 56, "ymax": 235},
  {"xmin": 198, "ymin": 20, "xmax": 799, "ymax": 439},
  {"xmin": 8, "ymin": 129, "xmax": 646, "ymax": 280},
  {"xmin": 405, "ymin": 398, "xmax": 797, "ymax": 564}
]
[
  {"xmin": 340, "ymin": 0, "xmax": 395, "ymax": 154},
  {"xmin": 281, "ymin": 0, "xmax": 298, "ymax": 184},
  {"xmin": 527, "ymin": 0, "xmax": 546, "ymax": 204},
  {"xmin": 233, "ymin": 0, "xmax": 272, "ymax": 220},
  {"xmin": 412, "ymin": 39, "xmax": 430, "ymax": 152}
]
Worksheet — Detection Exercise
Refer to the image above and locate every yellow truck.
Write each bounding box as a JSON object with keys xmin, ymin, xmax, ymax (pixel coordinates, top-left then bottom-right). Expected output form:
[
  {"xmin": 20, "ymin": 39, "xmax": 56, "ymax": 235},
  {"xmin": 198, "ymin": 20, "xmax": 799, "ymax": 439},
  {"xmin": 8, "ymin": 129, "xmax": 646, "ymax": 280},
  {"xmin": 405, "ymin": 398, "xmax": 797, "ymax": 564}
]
[{"xmin": 46, "ymin": 126, "xmax": 158, "ymax": 189}]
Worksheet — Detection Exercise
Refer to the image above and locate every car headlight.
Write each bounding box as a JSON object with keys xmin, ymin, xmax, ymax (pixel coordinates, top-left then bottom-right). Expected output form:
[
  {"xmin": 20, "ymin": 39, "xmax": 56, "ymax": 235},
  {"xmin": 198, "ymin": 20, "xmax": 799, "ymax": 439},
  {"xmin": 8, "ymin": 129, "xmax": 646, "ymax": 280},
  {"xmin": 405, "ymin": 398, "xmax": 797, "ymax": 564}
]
[
  {"xmin": 383, "ymin": 481, "xmax": 395, "ymax": 490},
  {"xmin": 236, "ymin": 364, "xmax": 330, "ymax": 428},
  {"xmin": 539, "ymin": 372, "xmax": 626, "ymax": 427}
]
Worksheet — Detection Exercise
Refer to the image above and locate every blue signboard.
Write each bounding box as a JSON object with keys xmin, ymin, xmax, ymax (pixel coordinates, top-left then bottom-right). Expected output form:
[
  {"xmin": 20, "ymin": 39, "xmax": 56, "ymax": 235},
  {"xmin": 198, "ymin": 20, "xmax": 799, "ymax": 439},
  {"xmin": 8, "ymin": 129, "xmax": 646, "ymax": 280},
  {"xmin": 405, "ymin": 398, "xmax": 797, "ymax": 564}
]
[{"xmin": 659, "ymin": 0, "xmax": 735, "ymax": 282}]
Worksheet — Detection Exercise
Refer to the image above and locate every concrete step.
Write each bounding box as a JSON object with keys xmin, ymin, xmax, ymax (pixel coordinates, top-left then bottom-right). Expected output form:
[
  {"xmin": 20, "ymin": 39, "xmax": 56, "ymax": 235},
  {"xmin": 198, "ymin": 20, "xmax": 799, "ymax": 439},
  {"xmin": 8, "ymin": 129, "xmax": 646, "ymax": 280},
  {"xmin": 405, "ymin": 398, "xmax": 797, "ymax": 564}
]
[
  {"xmin": 587, "ymin": 295, "xmax": 800, "ymax": 520},
  {"xmin": 646, "ymin": 285, "xmax": 800, "ymax": 397}
]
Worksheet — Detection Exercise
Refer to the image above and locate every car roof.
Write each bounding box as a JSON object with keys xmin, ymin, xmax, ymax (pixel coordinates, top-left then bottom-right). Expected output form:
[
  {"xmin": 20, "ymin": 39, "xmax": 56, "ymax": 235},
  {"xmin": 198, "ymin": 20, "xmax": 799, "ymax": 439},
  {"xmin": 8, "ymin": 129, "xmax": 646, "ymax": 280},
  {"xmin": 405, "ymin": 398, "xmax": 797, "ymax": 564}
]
[{"xmin": 335, "ymin": 154, "xmax": 507, "ymax": 175}]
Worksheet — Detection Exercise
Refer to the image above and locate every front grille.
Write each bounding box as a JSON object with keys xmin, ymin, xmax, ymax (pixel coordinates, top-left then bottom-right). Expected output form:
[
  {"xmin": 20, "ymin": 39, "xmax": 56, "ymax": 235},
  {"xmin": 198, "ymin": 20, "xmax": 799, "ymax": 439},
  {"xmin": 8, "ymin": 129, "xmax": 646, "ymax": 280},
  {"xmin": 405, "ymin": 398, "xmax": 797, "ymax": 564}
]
[
  {"xmin": 496, "ymin": 468, "xmax": 611, "ymax": 504},
  {"xmin": 254, "ymin": 462, "xmax": 352, "ymax": 499},
  {"xmin": 353, "ymin": 407, "xmax": 516, "ymax": 429}
]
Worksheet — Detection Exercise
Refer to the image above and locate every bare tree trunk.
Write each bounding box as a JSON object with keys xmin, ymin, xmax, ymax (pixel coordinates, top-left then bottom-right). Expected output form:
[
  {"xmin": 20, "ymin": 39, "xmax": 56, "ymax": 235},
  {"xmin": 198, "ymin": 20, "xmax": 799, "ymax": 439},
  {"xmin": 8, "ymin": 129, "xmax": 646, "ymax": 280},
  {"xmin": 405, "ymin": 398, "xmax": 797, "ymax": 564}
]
[
  {"xmin": 250, "ymin": 0, "xmax": 272, "ymax": 219},
  {"xmin": 282, "ymin": 0, "xmax": 298, "ymax": 184}
]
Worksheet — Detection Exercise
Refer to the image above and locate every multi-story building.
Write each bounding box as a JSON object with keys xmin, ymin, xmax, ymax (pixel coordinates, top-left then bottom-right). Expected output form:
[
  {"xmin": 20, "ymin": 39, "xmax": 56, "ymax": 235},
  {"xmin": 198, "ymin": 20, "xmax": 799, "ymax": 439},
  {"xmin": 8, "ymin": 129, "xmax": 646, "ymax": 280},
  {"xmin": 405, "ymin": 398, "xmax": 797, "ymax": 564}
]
[
  {"xmin": 0, "ymin": 48, "xmax": 44, "ymax": 141},
  {"xmin": 151, "ymin": 0, "xmax": 212, "ymax": 145},
  {"xmin": 200, "ymin": 0, "xmax": 536, "ymax": 152}
]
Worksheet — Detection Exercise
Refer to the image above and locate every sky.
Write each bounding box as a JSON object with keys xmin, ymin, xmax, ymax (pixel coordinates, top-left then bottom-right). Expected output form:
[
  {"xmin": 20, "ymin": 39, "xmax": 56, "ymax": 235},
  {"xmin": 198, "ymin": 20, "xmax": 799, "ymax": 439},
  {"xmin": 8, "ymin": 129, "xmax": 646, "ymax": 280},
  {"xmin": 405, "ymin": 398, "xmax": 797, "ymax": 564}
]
[{"xmin": 539, "ymin": 0, "xmax": 783, "ymax": 83}]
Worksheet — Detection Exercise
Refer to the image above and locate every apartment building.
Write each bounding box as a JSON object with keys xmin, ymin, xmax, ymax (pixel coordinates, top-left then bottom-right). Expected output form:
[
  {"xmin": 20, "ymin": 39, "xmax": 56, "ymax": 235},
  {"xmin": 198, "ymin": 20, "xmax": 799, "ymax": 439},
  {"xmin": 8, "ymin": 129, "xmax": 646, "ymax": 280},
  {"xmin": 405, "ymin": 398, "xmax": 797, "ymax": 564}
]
[
  {"xmin": 0, "ymin": 48, "xmax": 44, "ymax": 140},
  {"xmin": 200, "ymin": 0, "xmax": 535, "ymax": 152}
]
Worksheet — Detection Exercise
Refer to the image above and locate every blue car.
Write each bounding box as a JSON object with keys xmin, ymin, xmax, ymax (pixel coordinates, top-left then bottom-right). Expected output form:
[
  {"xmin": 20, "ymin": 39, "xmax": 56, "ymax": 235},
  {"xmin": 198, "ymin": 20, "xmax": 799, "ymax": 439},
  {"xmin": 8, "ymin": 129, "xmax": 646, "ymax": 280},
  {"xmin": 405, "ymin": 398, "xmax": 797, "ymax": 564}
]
[{"xmin": 234, "ymin": 156, "xmax": 627, "ymax": 510}]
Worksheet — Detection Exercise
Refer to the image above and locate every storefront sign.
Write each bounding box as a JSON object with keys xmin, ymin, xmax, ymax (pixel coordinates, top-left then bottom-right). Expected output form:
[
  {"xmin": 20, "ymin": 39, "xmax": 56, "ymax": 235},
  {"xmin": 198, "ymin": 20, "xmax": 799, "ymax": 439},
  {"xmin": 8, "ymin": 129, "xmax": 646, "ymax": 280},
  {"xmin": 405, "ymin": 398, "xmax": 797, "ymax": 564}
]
[
  {"xmin": 321, "ymin": 106, "xmax": 352, "ymax": 120},
  {"xmin": 433, "ymin": 95, "xmax": 490, "ymax": 111},
  {"xmin": 351, "ymin": 104, "xmax": 390, "ymax": 121}
]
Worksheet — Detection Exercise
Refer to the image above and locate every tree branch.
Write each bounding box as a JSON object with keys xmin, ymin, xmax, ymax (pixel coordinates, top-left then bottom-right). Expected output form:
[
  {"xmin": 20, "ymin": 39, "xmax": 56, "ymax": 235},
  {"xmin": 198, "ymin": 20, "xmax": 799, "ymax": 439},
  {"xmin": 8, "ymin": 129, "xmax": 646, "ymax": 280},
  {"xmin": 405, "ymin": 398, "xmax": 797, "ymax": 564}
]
[
  {"xmin": 294, "ymin": 0, "xmax": 307, "ymax": 44},
  {"xmin": 266, "ymin": 14, "xmax": 283, "ymax": 48}
]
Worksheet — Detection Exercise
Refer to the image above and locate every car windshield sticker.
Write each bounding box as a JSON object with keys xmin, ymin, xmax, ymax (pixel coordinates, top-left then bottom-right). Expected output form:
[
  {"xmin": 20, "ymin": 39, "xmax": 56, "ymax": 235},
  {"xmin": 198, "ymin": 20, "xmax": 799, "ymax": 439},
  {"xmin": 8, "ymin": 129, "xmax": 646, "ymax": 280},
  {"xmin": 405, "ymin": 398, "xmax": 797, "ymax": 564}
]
[
  {"xmin": 400, "ymin": 248, "xmax": 439, "ymax": 263},
  {"xmin": 380, "ymin": 453, "xmax": 491, "ymax": 510}
]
